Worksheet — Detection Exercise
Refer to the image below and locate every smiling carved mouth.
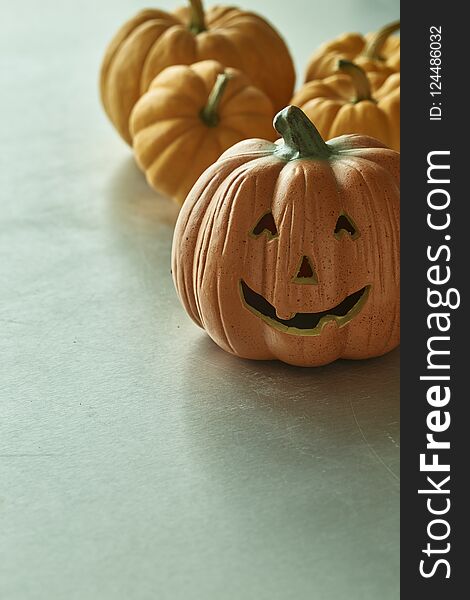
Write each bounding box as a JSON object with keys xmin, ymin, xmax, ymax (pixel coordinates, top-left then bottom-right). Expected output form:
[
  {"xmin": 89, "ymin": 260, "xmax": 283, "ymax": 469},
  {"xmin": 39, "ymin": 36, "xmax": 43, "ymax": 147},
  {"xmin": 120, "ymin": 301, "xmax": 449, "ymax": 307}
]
[{"xmin": 240, "ymin": 280, "xmax": 370, "ymax": 336}]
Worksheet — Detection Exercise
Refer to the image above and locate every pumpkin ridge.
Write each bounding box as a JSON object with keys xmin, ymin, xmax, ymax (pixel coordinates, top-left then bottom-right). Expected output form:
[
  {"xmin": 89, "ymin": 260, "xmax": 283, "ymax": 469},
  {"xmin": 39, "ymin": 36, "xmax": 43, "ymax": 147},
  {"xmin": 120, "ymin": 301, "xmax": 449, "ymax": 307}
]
[
  {"xmin": 223, "ymin": 16, "xmax": 290, "ymax": 46},
  {"xmin": 287, "ymin": 169, "xmax": 300, "ymax": 303},
  {"xmin": 195, "ymin": 174, "xmax": 237, "ymax": 344},
  {"xmin": 147, "ymin": 62, "xmax": 209, "ymax": 97},
  {"xmin": 108, "ymin": 19, "xmax": 176, "ymax": 81},
  {"xmin": 217, "ymin": 28, "xmax": 272, "ymax": 85},
  {"xmin": 193, "ymin": 210, "xmax": 211, "ymax": 327},
  {"xmin": 220, "ymin": 106, "xmax": 274, "ymax": 119},
  {"xmin": 172, "ymin": 159, "xmax": 237, "ymax": 326},
  {"xmin": 331, "ymin": 163, "xmax": 354, "ymax": 324},
  {"xmin": 100, "ymin": 11, "xmax": 179, "ymax": 109},
  {"xmin": 343, "ymin": 158, "xmax": 399, "ymax": 299},
  {"xmin": 215, "ymin": 123, "xmax": 263, "ymax": 140},
  {"xmin": 194, "ymin": 184, "xmax": 219, "ymax": 319},
  {"xmin": 216, "ymin": 276, "xmax": 237, "ymax": 354},
  {"xmin": 104, "ymin": 21, "xmax": 177, "ymax": 141},
  {"xmin": 375, "ymin": 75, "xmax": 400, "ymax": 99},
  {"xmin": 175, "ymin": 133, "xmax": 223, "ymax": 200},
  {"xmin": 226, "ymin": 149, "xmax": 276, "ymax": 161},
  {"xmin": 195, "ymin": 33, "xmax": 251, "ymax": 97},
  {"xmin": 337, "ymin": 160, "xmax": 379, "ymax": 271},
  {"xmin": 221, "ymin": 168, "xmax": 280, "ymax": 357},
  {"xmin": 133, "ymin": 118, "xmax": 202, "ymax": 164},
  {"xmin": 306, "ymin": 160, "xmax": 341, "ymax": 311},
  {"xmin": 145, "ymin": 125, "xmax": 208, "ymax": 189},
  {"xmin": 140, "ymin": 26, "xmax": 197, "ymax": 94},
  {"xmin": 218, "ymin": 27, "xmax": 294, "ymax": 110},
  {"xmin": 325, "ymin": 33, "xmax": 366, "ymax": 53},
  {"xmin": 133, "ymin": 113, "xmax": 201, "ymax": 134},
  {"xmin": 301, "ymin": 99, "xmax": 344, "ymax": 135},
  {"xmin": 298, "ymin": 78, "xmax": 343, "ymax": 103},
  {"xmin": 130, "ymin": 89, "xmax": 204, "ymax": 131},
  {"xmin": 192, "ymin": 62, "xmax": 231, "ymax": 96},
  {"xmin": 266, "ymin": 164, "xmax": 296, "ymax": 318},
  {"xmin": 174, "ymin": 168, "xmax": 226, "ymax": 327},
  {"xmin": 202, "ymin": 6, "xmax": 242, "ymax": 27},
  {"xmin": 216, "ymin": 76, "xmax": 262, "ymax": 108},
  {"xmin": 218, "ymin": 164, "xmax": 258, "ymax": 257},
  {"xmin": 330, "ymin": 100, "xmax": 380, "ymax": 143},
  {"xmin": 150, "ymin": 86, "xmax": 207, "ymax": 107},
  {"xmin": 210, "ymin": 10, "xmax": 281, "ymax": 31}
]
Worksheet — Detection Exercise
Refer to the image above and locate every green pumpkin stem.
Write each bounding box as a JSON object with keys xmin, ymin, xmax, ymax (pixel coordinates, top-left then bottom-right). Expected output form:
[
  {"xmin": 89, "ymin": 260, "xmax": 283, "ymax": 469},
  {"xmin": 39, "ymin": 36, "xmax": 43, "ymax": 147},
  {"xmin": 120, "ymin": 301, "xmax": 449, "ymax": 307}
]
[
  {"xmin": 362, "ymin": 20, "xmax": 400, "ymax": 60},
  {"xmin": 274, "ymin": 106, "xmax": 332, "ymax": 160},
  {"xmin": 189, "ymin": 0, "xmax": 206, "ymax": 34},
  {"xmin": 338, "ymin": 60, "xmax": 373, "ymax": 102},
  {"xmin": 200, "ymin": 72, "xmax": 231, "ymax": 127}
]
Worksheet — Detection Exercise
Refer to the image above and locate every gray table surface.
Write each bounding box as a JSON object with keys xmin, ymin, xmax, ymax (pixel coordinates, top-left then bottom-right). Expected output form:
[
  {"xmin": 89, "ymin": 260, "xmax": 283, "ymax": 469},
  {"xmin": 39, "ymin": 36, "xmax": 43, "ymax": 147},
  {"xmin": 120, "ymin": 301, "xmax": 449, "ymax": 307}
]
[{"xmin": 1, "ymin": 1, "xmax": 400, "ymax": 598}]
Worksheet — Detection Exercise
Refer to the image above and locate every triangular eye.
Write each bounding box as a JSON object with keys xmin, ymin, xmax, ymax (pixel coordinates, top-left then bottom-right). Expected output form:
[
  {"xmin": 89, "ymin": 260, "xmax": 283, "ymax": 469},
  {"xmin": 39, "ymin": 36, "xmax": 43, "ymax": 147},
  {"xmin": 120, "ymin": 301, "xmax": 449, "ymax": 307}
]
[
  {"xmin": 251, "ymin": 212, "xmax": 278, "ymax": 239},
  {"xmin": 334, "ymin": 213, "xmax": 360, "ymax": 240}
]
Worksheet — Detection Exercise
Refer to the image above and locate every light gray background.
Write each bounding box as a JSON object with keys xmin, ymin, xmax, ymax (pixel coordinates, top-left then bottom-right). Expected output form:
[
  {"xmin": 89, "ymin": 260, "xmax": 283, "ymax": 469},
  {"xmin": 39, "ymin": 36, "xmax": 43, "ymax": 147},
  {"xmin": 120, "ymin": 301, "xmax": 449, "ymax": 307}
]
[{"xmin": 1, "ymin": 1, "xmax": 400, "ymax": 599}]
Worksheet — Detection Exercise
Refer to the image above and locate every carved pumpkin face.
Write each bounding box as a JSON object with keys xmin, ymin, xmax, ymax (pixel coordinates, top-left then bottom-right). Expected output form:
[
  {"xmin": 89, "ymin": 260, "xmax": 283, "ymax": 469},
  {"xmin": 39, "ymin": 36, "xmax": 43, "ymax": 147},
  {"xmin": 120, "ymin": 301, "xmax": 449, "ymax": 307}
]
[
  {"xmin": 241, "ymin": 209, "xmax": 369, "ymax": 336},
  {"xmin": 172, "ymin": 107, "xmax": 400, "ymax": 367}
]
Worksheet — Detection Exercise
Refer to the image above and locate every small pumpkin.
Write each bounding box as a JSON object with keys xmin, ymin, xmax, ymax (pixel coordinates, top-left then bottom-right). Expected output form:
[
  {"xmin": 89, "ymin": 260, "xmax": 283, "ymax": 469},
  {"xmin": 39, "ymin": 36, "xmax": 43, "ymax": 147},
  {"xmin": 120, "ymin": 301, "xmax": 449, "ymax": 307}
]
[
  {"xmin": 305, "ymin": 20, "xmax": 400, "ymax": 84},
  {"xmin": 172, "ymin": 106, "xmax": 400, "ymax": 367},
  {"xmin": 100, "ymin": 0, "xmax": 295, "ymax": 144},
  {"xmin": 292, "ymin": 61, "xmax": 400, "ymax": 151},
  {"xmin": 130, "ymin": 60, "xmax": 275, "ymax": 205}
]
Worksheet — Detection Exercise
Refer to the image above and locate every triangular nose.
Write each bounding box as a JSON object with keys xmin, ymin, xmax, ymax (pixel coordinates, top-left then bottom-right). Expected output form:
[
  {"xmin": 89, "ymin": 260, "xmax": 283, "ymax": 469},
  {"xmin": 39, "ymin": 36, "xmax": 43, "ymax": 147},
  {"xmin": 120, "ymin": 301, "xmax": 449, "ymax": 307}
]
[{"xmin": 292, "ymin": 256, "xmax": 317, "ymax": 284}]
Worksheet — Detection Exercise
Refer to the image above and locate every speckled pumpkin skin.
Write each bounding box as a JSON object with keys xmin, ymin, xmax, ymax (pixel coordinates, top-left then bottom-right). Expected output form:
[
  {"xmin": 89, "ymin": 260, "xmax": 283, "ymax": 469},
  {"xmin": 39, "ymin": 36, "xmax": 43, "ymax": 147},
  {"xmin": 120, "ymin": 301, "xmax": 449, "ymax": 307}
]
[
  {"xmin": 172, "ymin": 112, "xmax": 400, "ymax": 367},
  {"xmin": 100, "ymin": 3, "xmax": 295, "ymax": 144},
  {"xmin": 292, "ymin": 72, "xmax": 400, "ymax": 151}
]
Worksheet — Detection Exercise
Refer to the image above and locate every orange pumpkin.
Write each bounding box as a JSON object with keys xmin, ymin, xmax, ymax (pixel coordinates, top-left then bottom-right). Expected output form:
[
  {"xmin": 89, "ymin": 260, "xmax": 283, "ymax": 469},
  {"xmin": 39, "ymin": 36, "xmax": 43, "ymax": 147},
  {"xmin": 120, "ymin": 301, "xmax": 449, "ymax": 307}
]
[
  {"xmin": 305, "ymin": 20, "xmax": 400, "ymax": 84},
  {"xmin": 292, "ymin": 61, "xmax": 400, "ymax": 151},
  {"xmin": 172, "ymin": 106, "xmax": 400, "ymax": 367},
  {"xmin": 100, "ymin": 0, "xmax": 295, "ymax": 144},
  {"xmin": 130, "ymin": 60, "xmax": 275, "ymax": 205}
]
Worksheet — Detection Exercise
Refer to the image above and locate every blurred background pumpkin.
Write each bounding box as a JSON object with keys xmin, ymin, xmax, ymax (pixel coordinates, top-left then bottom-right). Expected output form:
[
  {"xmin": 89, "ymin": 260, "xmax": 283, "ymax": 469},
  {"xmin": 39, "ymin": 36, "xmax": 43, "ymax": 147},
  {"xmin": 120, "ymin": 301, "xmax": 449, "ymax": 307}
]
[
  {"xmin": 305, "ymin": 20, "xmax": 400, "ymax": 84},
  {"xmin": 130, "ymin": 60, "xmax": 275, "ymax": 204},
  {"xmin": 292, "ymin": 60, "xmax": 400, "ymax": 151},
  {"xmin": 100, "ymin": 0, "xmax": 295, "ymax": 144}
]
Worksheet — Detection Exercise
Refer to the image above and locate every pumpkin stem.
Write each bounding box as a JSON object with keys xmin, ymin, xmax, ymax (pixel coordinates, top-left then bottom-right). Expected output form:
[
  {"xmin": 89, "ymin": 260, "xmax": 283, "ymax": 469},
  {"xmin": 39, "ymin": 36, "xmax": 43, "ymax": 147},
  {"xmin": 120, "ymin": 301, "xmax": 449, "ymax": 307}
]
[
  {"xmin": 362, "ymin": 20, "xmax": 400, "ymax": 60},
  {"xmin": 189, "ymin": 0, "xmax": 206, "ymax": 34},
  {"xmin": 200, "ymin": 72, "xmax": 231, "ymax": 127},
  {"xmin": 274, "ymin": 106, "xmax": 332, "ymax": 160},
  {"xmin": 337, "ymin": 60, "xmax": 373, "ymax": 103}
]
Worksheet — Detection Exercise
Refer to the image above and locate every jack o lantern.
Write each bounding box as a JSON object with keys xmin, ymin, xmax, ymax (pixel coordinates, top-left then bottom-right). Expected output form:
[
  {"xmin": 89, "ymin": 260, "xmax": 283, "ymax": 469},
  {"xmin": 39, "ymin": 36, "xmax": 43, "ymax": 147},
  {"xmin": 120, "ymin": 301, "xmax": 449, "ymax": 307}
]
[{"xmin": 172, "ymin": 106, "xmax": 400, "ymax": 367}]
